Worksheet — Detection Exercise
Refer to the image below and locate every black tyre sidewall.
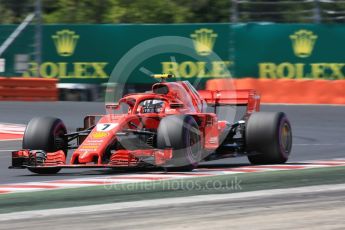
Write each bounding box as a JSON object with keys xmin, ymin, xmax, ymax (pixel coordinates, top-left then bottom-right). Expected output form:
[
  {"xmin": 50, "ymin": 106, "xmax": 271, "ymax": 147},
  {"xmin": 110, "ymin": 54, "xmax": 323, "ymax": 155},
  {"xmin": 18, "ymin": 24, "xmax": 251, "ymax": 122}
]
[
  {"xmin": 157, "ymin": 115, "xmax": 202, "ymax": 170},
  {"xmin": 23, "ymin": 117, "xmax": 67, "ymax": 154},
  {"xmin": 246, "ymin": 112, "xmax": 292, "ymax": 164},
  {"xmin": 28, "ymin": 167, "xmax": 61, "ymax": 174}
]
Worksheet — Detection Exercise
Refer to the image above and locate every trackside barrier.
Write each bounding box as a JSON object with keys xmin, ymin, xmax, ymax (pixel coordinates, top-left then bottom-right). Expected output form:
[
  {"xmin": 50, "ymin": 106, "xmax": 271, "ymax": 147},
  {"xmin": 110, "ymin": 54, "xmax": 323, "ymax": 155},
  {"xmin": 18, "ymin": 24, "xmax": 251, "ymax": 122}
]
[
  {"xmin": 206, "ymin": 78, "xmax": 345, "ymax": 105},
  {"xmin": 0, "ymin": 77, "xmax": 58, "ymax": 101}
]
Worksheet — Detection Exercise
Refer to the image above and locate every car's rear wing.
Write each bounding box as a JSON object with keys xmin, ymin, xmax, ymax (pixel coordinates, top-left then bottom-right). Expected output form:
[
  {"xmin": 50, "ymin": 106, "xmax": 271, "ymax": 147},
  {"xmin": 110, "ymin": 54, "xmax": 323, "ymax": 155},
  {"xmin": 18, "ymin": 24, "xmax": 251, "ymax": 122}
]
[{"xmin": 198, "ymin": 89, "xmax": 260, "ymax": 113}]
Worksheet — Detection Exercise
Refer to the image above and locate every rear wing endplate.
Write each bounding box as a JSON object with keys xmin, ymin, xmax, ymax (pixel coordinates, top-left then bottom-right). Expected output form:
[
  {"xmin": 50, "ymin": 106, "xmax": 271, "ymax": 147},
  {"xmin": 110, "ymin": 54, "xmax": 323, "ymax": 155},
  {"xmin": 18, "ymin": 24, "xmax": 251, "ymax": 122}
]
[{"xmin": 198, "ymin": 89, "xmax": 260, "ymax": 113}]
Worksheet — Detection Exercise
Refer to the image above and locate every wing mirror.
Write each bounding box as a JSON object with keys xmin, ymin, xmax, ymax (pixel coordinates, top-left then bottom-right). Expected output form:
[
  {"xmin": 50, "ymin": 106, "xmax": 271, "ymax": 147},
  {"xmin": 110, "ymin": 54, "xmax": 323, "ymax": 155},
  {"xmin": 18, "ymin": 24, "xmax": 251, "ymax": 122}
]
[
  {"xmin": 105, "ymin": 103, "xmax": 120, "ymax": 110},
  {"xmin": 170, "ymin": 103, "xmax": 184, "ymax": 108}
]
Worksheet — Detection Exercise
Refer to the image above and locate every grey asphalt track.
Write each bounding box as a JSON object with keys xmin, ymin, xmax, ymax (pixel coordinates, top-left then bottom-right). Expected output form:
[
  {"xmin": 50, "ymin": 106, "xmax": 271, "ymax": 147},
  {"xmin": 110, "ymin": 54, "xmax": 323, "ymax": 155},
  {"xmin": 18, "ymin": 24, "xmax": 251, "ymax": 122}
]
[
  {"xmin": 1, "ymin": 184, "xmax": 345, "ymax": 229},
  {"xmin": 0, "ymin": 102, "xmax": 344, "ymax": 184}
]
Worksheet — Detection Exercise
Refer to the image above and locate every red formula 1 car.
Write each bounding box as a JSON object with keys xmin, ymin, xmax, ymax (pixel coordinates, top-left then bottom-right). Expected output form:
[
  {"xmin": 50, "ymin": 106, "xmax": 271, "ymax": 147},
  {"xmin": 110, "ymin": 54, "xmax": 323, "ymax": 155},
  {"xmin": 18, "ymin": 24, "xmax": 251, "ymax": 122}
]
[{"xmin": 10, "ymin": 74, "xmax": 292, "ymax": 174}]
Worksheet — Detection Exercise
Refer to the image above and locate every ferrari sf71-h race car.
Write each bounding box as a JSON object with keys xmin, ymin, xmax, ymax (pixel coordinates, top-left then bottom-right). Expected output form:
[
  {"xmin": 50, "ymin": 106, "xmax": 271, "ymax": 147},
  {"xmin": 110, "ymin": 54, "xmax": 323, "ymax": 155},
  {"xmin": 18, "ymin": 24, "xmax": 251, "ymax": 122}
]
[{"xmin": 10, "ymin": 74, "xmax": 292, "ymax": 174}]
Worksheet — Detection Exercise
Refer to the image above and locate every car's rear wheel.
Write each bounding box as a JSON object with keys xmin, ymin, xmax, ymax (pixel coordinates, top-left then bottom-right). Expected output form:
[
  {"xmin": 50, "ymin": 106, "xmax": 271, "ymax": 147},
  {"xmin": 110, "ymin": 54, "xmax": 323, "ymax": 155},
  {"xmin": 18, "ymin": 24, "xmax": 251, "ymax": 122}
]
[
  {"xmin": 157, "ymin": 115, "xmax": 202, "ymax": 171},
  {"xmin": 246, "ymin": 112, "xmax": 292, "ymax": 164},
  {"xmin": 23, "ymin": 117, "xmax": 67, "ymax": 174}
]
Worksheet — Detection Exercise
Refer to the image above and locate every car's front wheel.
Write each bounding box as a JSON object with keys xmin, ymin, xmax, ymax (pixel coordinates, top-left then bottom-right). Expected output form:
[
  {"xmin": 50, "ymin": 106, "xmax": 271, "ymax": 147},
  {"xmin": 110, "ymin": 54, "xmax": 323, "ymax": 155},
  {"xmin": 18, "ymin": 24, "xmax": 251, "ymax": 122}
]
[
  {"xmin": 23, "ymin": 117, "xmax": 67, "ymax": 174},
  {"xmin": 157, "ymin": 115, "xmax": 202, "ymax": 171}
]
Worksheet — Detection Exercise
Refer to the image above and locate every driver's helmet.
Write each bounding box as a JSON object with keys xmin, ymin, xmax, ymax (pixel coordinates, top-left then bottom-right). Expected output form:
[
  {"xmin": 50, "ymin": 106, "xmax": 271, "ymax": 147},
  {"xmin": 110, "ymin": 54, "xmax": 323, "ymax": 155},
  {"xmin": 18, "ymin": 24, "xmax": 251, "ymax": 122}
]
[{"xmin": 140, "ymin": 99, "xmax": 164, "ymax": 113}]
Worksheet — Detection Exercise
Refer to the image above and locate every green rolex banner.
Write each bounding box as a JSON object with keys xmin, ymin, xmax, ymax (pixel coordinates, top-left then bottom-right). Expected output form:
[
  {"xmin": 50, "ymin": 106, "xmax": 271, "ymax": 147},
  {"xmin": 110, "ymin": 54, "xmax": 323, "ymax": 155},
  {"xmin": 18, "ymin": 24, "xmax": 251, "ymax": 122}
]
[
  {"xmin": 234, "ymin": 24, "xmax": 345, "ymax": 80},
  {"xmin": 0, "ymin": 23, "xmax": 344, "ymax": 83}
]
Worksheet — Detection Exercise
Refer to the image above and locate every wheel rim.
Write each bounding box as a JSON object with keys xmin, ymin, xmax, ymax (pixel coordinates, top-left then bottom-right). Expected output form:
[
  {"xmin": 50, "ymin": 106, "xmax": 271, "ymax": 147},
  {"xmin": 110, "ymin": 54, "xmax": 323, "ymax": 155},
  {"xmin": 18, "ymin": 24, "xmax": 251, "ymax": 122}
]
[
  {"xmin": 53, "ymin": 123, "xmax": 67, "ymax": 153},
  {"xmin": 54, "ymin": 132, "xmax": 65, "ymax": 150},
  {"xmin": 280, "ymin": 122, "xmax": 292, "ymax": 155},
  {"xmin": 186, "ymin": 127, "xmax": 201, "ymax": 164}
]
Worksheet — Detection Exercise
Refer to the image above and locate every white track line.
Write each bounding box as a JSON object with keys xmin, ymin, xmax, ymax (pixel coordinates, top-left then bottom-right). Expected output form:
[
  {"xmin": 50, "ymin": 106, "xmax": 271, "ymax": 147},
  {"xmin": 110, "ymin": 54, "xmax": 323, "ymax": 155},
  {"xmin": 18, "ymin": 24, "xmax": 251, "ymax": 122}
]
[
  {"xmin": 0, "ymin": 123, "xmax": 25, "ymax": 134},
  {"xmin": 0, "ymin": 139, "xmax": 22, "ymax": 142},
  {"xmin": 294, "ymin": 143, "xmax": 345, "ymax": 146},
  {"xmin": 0, "ymin": 174, "xmax": 197, "ymax": 193}
]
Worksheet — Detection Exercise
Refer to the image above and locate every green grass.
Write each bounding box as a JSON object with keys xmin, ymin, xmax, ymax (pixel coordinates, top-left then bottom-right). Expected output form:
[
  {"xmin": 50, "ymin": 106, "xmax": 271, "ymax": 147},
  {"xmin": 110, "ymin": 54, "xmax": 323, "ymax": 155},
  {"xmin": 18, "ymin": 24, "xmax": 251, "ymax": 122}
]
[{"xmin": 1, "ymin": 166, "xmax": 345, "ymax": 214}]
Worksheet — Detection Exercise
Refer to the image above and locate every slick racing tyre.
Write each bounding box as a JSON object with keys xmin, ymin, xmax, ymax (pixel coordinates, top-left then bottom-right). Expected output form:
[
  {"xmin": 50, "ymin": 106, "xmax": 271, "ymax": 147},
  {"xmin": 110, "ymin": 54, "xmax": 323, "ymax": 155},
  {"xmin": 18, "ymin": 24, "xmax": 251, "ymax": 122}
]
[
  {"xmin": 246, "ymin": 112, "xmax": 292, "ymax": 165},
  {"xmin": 157, "ymin": 115, "xmax": 202, "ymax": 171},
  {"xmin": 23, "ymin": 117, "xmax": 67, "ymax": 174}
]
